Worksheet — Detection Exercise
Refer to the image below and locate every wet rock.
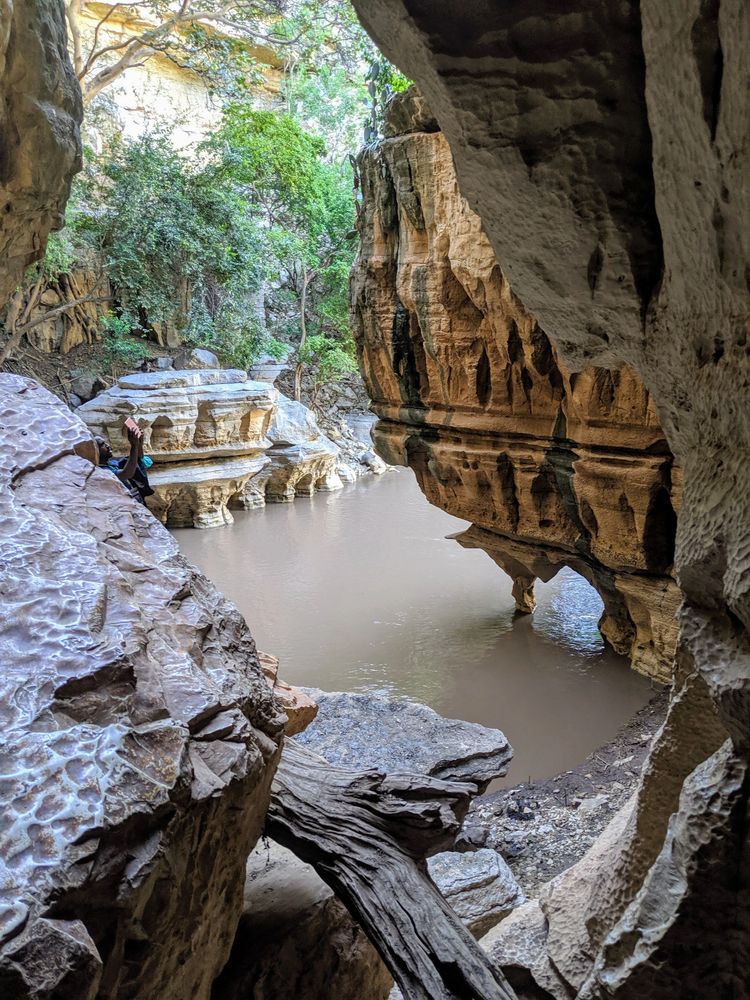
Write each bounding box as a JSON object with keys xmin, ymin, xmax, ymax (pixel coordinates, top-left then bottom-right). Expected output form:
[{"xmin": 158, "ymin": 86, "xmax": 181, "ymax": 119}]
[
  {"xmin": 0, "ymin": 374, "xmax": 284, "ymax": 997},
  {"xmin": 296, "ymin": 690, "xmax": 513, "ymax": 792},
  {"xmin": 427, "ymin": 849, "xmax": 525, "ymax": 938},
  {"xmin": 214, "ymin": 840, "xmax": 392, "ymax": 1000}
]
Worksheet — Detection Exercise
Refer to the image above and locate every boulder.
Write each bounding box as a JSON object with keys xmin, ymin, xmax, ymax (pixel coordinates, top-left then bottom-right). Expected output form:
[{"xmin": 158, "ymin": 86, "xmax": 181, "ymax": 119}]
[
  {"xmin": 175, "ymin": 347, "xmax": 220, "ymax": 369},
  {"xmin": 0, "ymin": 374, "xmax": 284, "ymax": 998},
  {"xmin": 296, "ymin": 690, "xmax": 513, "ymax": 792},
  {"xmin": 427, "ymin": 850, "xmax": 524, "ymax": 938},
  {"xmin": 214, "ymin": 841, "xmax": 392, "ymax": 1000},
  {"xmin": 255, "ymin": 395, "xmax": 344, "ymax": 503}
]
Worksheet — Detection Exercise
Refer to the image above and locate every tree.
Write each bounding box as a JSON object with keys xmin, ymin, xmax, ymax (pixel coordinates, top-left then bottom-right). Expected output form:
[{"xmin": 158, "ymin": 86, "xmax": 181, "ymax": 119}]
[
  {"xmin": 207, "ymin": 104, "xmax": 357, "ymax": 399},
  {"xmin": 65, "ymin": 0, "xmax": 366, "ymax": 106}
]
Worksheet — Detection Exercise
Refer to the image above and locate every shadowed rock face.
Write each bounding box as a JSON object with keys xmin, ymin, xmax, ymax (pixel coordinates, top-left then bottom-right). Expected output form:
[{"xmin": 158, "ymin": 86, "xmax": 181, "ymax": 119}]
[
  {"xmin": 0, "ymin": 374, "xmax": 285, "ymax": 998},
  {"xmin": 0, "ymin": 0, "xmax": 82, "ymax": 306},
  {"xmin": 352, "ymin": 100, "xmax": 680, "ymax": 681},
  {"xmin": 352, "ymin": 1, "xmax": 749, "ymax": 995}
]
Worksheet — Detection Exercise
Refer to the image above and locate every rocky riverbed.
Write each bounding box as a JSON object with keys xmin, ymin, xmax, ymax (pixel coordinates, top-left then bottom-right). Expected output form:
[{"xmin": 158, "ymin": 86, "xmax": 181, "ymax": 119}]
[{"xmin": 464, "ymin": 689, "xmax": 669, "ymax": 896}]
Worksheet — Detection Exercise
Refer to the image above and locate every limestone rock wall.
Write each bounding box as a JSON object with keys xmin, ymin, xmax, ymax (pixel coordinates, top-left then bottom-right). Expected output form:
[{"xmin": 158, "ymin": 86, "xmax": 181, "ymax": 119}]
[
  {"xmin": 77, "ymin": 369, "xmax": 344, "ymax": 528},
  {"xmin": 0, "ymin": 373, "xmax": 286, "ymax": 998},
  {"xmin": 0, "ymin": 0, "xmax": 82, "ymax": 307},
  {"xmin": 352, "ymin": 101, "xmax": 679, "ymax": 681},
  {"xmin": 351, "ymin": 3, "xmax": 749, "ymax": 996}
]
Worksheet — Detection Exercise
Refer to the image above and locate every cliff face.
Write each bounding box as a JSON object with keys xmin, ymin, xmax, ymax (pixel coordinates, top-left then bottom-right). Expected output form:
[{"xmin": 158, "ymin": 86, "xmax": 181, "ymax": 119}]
[
  {"xmin": 351, "ymin": 3, "xmax": 749, "ymax": 996},
  {"xmin": 352, "ymin": 106, "xmax": 679, "ymax": 681},
  {"xmin": 0, "ymin": 374, "xmax": 285, "ymax": 997},
  {"xmin": 0, "ymin": 0, "xmax": 82, "ymax": 307}
]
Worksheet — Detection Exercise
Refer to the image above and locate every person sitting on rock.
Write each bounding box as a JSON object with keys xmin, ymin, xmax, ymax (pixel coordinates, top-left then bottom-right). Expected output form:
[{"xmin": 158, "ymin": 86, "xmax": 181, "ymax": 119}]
[{"xmin": 95, "ymin": 419, "xmax": 154, "ymax": 505}]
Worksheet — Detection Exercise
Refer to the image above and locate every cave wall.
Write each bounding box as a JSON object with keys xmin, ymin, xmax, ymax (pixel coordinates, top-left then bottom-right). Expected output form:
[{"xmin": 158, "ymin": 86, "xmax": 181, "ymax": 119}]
[
  {"xmin": 352, "ymin": 98, "xmax": 680, "ymax": 681},
  {"xmin": 0, "ymin": 374, "xmax": 286, "ymax": 997},
  {"xmin": 352, "ymin": 1, "xmax": 749, "ymax": 995},
  {"xmin": 0, "ymin": 0, "xmax": 82, "ymax": 308}
]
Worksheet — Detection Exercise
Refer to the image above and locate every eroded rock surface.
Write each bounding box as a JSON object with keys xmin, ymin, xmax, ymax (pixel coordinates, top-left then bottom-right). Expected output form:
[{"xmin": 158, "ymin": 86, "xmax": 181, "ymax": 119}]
[
  {"xmin": 0, "ymin": 0, "xmax": 82, "ymax": 307},
  {"xmin": 352, "ymin": 89, "xmax": 680, "ymax": 681},
  {"xmin": 0, "ymin": 374, "xmax": 285, "ymax": 998},
  {"xmin": 351, "ymin": 3, "xmax": 749, "ymax": 995},
  {"xmin": 297, "ymin": 689, "xmax": 513, "ymax": 792},
  {"xmin": 77, "ymin": 370, "xmax": 343, "ymax": 528}
]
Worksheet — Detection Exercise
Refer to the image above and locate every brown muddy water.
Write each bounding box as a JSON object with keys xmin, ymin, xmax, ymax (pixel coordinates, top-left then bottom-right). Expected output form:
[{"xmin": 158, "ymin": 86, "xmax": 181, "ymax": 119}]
[{"xmin": 174, "ymin": 468, "xmax": 657, "ymax": 787}]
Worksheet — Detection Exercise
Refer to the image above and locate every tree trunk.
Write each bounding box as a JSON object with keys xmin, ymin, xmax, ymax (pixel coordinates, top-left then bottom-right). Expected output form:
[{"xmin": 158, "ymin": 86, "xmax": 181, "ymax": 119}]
[
  {"xmin": 268, "ymin": 741, "xmax": 517, "ymax": 1000},
  {"xmin": 293, "ymin": 267, "xmax": 310, "ymax": 402}
]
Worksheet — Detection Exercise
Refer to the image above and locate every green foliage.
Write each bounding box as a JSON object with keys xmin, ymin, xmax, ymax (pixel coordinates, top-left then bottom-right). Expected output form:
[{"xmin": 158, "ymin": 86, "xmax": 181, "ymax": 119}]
[
  {"xmin": 66, "ymin": 129, "xmax": 285, "ymax": 367},
  {"xmin": 101, "ymin": 313, "xmax": 150, "ymax": 367},
  {"xmin": 299, "ymin": 333, "xmax": 357, "ymax": 378}
]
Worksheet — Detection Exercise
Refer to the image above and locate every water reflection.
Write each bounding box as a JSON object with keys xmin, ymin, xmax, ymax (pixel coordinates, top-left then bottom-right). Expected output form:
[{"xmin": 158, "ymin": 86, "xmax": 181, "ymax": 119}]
[{"xmin": 174, "ymin": 468, "xmax": 655, "ymax": 786}]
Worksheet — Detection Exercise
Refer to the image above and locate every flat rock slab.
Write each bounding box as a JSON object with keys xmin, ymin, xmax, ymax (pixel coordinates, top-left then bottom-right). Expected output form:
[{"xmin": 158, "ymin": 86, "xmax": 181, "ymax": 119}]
[{"xmin": 297, "ymin": 689, "xmax": 513, "ymax": 790}]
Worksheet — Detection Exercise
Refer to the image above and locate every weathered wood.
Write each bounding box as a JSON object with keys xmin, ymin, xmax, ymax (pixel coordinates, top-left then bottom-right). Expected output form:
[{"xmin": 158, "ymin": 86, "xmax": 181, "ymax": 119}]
[{"xmin": 268, "ymin": 740, "xmax": 517, "ymax": 1000}]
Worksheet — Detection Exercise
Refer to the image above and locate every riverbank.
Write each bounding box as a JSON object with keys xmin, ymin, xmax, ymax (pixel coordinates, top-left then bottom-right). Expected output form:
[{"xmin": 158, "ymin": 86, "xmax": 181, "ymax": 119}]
[{"xmin": 466, "ymin": 688, "xmax": 669, "ymax": 896}]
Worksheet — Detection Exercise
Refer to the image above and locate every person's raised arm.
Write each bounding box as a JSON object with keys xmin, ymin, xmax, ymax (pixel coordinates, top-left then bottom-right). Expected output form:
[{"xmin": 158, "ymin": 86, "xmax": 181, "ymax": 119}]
[{"xmin": 117, "ymin": 424, "xmax": 142, "ymax": 483}]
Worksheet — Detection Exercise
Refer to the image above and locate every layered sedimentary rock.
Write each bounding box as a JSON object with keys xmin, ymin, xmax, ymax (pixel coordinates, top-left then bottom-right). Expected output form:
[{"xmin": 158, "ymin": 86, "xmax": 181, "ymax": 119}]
[
  {"xmin": 0, "ymin": 0, "xmax": 82, "ymax": 306},
  {"xmin": 352, "ymin": 91, "xmax": 679, "ymax": 681},
  {"xmin": 0, "ymin": 373, "xmax": 285, "ymax": 998},
  {"xmin": 351, "ymin": 3, "xmax": 749, "ymax": 996},
  {"xmin": 77, "ymin": 369, "xmax": 343, "ymax": 528}
]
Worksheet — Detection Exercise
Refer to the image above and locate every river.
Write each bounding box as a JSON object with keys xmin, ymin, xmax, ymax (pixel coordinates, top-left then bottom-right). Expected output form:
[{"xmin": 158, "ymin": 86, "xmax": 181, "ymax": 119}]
[{"xmin": 174, "ymin": 468, "xmax": 656, "ymax": 787}]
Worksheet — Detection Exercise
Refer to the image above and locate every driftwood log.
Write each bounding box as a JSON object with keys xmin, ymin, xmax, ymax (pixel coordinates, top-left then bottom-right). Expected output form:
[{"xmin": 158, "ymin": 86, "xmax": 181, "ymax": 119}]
[{"xmin": 267, "ymin": 740, "xmax": 517, "ymax": 1000}]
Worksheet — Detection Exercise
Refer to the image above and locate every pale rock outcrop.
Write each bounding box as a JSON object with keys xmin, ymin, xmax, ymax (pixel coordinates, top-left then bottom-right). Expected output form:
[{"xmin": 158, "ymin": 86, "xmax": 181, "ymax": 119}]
[
  {"xmin": 351, "ymin": 3, "xmax": 749, "ymax": 994},
  {"xmin": 77, "ymin": 369, "xmax": 343, "ymax": 528},
  {"xmin": 427, "ymin": 849, "xmax": 525, "ymax": 938},
  {"xmin": 352, "ymin": 90, "xmax": 679, "ymax": 682},
  {"xmin": 0, "ymin": 0, "xmax": 82, "ymax": 307},
  {"xmin": 297, "ymin": 689, "xmax": 513, "ymax": 792},
  {"xmin": 0, "ymin": 374, "xmax": 285, "ymax": 998},
  {"xmin": 250, "ymin": 395, "xmax": 344, "ymax": 504},
  {"xmin": 214, "ymin": 840, "xmax": 393, "ymax": 1000}
]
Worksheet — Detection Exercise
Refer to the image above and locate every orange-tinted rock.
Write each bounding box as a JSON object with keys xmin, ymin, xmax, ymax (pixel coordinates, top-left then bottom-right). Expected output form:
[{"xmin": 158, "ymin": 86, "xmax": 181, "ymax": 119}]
[
  {"xmin": 352, "ymin": 97, "xmax": 679, "ymax": 682},
  {"xmin": 260, "ymin": 651, "xmax": 319, "ymax": 736}
]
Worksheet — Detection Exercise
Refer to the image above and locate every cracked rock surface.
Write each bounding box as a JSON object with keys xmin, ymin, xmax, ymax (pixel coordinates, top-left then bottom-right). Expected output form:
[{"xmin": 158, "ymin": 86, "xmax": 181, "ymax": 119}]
[
  {"xmin": 296, "ymin": 689, "xmax": 513, "ymax": 792},
  {"xmin": 0, "ymin": 374, "xmax": 285, "ymax": 998}
]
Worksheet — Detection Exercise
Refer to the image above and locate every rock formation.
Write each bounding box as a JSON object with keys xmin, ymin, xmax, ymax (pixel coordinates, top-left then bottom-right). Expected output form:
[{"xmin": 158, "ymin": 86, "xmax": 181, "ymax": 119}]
[
  {"xmin": 351, "ymin": 2, "xmax": 749, "ymax": 996},
  {"xmin": 0, "ymin": 0, "xmax": 82, "ymax": 307},
  {"xmin": 352, "ymin": 89, "xmax": 680, "ymax": 682},
  {"xmin": 0, "ymin": 373, "xmax": 285, "ymax": 998},
  {"xmin": 77, "ymin": 369, "xmax": 343, "ymax": 528},
  {"xmin": 297, "ymin": 689, "xmax": 513, "ymax": 792}
]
